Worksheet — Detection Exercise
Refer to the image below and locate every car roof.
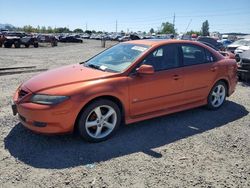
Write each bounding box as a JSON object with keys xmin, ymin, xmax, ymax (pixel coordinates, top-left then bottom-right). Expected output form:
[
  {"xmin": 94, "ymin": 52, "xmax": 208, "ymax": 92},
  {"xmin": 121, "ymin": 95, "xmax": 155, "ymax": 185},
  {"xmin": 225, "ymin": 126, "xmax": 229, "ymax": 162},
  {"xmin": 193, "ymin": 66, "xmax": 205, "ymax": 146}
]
[
  {"xmin": 125, "ymin": 39, "xmax": 225, "ymax": 61},
  {"xmin": 125, "ymin": 39, "xmax": 208, "ymax": 47}
]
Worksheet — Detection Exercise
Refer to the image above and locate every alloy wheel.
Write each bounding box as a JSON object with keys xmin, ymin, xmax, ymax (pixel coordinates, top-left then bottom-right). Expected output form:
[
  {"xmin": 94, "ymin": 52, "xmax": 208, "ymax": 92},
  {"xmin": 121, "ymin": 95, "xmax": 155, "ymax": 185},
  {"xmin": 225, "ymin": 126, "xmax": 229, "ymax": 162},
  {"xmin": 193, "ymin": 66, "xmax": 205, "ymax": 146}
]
[{"xmin": 85, "ymin": 105, "xmax": 117, "ymax": 139}]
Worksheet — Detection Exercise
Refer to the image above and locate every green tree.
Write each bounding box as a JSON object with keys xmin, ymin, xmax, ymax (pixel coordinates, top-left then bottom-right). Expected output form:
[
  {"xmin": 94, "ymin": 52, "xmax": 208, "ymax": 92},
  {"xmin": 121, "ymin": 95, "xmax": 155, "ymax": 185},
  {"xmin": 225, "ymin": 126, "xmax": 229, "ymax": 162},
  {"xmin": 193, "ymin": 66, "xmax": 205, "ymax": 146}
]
[
  {"xmin": 85, "ymin": 30, "xmax": 92, "ymax": 34},
  {"xmin": 186, "ymin": 30, "xmax": 201, "ymax": 36},
  {"xmin": 149, "ymin": 28, "xmax": 154, "ymax": 34},
  {"xmin": 54, "ymin": 27, "xmax": 71, "ymax": 33},
  {"xmin": 160, "ymin": 22, "xmax": 175, "ymax": 34},
  {"xmin": 47, "ymin": 26, "xmax": 53, "ymax": 33},
  {"xmin": 41, "ymin": 26, "xmax": 47, "ymax": 33},
  {"xmin": 23, "ymin": 25, "xmax": 33, "ymax": 33},
  {"xmin": 73, "ymin": 28, "xmax": 84, "ymax": 33},
  {"xmin": 201, "ymin": 20, "xmax": 209, "ymax": 36},
  {"xmin": 37, "ymin": 25, "xmax": 41, "ymax": 33}
]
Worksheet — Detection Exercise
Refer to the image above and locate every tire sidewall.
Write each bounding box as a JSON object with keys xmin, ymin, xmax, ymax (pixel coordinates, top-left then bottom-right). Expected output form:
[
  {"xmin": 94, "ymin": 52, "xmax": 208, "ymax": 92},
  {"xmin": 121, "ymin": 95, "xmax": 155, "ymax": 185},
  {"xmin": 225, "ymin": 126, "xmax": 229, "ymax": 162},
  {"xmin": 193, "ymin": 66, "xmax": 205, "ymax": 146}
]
[
  {"xmin": 77, "ymin": 99, "xmax": 121, "ymax": 142},
  {"xmin": 207, "ymin": 81, "xmax": 227, "ymax": 110}
]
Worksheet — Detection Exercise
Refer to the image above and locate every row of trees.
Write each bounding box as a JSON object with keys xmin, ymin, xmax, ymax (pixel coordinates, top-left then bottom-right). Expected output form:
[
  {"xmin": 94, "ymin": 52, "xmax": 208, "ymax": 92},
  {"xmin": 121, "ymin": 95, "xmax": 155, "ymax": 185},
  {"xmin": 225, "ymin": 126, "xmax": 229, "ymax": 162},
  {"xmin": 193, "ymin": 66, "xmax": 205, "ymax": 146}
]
[
  {"xmin": 9, "ymin": 25, "xmax": 101, "ymax": 34},
  {"xmin": 149, "ymin": 20, "xmax": 210, "ymax": 36},
  {"xmin": 5, "ymin": 20, "xmax": 210, "ymax": 36}
]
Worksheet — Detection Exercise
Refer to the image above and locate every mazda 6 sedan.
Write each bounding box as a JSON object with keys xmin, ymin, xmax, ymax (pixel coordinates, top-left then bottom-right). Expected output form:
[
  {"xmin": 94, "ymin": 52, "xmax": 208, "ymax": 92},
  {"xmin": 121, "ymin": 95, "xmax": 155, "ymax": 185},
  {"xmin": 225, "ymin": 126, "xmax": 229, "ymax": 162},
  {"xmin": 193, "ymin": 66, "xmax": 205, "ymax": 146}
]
[{"xmin": 12, "ymin": 40, "xmax": 238, "ymax": 142}]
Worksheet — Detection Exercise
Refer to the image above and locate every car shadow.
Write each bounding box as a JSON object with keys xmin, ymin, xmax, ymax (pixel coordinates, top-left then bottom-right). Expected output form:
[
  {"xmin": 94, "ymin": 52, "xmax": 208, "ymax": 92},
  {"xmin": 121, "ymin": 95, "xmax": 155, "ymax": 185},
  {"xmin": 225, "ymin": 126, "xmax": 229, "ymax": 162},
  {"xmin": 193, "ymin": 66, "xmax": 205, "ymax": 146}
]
[{"xmin": 4, "ymin": 101, "xmax": 248, "ymax": 169}]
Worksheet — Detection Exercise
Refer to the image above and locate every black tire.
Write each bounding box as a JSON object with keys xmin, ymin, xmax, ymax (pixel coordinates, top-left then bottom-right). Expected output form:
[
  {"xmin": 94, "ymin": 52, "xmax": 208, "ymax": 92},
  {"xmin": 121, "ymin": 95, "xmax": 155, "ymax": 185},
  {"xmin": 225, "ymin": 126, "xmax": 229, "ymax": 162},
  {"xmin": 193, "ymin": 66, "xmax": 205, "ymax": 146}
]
[
  {"xmin": 207, "ymin": 81, "xmax": 227, "ymax": 110},
  {"xmin": 25, "ymin": 44, "xmax": 30, "ymax": 48},
  {"xmin": 34, "ymin": 43, "xmax": 39, "ymax": 48},
  {"xmin": 77, "ymin": 99, "xmax": 121, "ymax": 142},
  {"xmin": 14, "ymin": 41, "xmax": 21, "ymax": 48},
  {"xmin": 0, "ymin": 42, "xmax": 2, "ymax": 47},
  {"xmin": 4, "ymin": 42, "xmax": 12, "ymax": 48}
]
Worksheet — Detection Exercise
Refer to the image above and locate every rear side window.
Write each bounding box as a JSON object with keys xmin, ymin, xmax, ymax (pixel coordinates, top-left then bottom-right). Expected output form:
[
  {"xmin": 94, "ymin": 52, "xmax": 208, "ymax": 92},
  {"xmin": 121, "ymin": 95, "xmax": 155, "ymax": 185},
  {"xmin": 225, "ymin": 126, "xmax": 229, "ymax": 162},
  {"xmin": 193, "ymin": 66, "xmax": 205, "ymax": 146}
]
[
  {"xmin": 142, "ymin": 44, "xmax": 179, "ymax": 71},
  {"xmin": 205, "ymin": 49, "xmax": 216, "ymax": 62},
  {"xmin": 181, "ymin": 44, "xmax": 207, "ymax": 66}
]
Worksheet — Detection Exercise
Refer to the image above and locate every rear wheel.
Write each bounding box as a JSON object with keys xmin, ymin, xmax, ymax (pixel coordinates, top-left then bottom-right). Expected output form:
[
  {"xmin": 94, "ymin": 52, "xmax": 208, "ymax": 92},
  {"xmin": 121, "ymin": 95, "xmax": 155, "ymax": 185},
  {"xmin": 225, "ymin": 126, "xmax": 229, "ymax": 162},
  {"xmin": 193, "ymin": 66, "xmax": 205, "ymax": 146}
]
[
  {"xmin": 207, "ymin": 81, "xmax": 227, "ymax": 110},
  {"xmin": 34, "ymin": 43, "xmax": 39, "ymax": 48},
  {"xmin": 4, "ymin": 42, "xmax": 12, "ymax": 48},
  {"xmin": 77, "ymin": 99, "xmax": 121, "ymax": 142},
  {"xmin": 14, "ymin": 41, "xmax": 21, "ymax": 48}
]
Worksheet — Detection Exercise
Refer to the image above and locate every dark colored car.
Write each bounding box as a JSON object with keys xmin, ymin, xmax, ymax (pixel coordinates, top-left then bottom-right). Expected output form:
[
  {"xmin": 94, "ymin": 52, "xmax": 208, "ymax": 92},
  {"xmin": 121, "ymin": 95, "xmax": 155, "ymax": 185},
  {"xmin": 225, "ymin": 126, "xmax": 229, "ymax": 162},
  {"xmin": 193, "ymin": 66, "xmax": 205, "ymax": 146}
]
[
  {"xmin": 197, "ymin": 37, "xmax": 224, "ymax": 51},
  {"xmin": 59, "ymin": 36, "xmax": 83, "ymax": 43},
  {"xmin": 198, "ymin": 41, "xmax": 235, "ymax": 59},
  {"xmin": 2, "ymin": 32, "xmax": 38, "ymax": 48},
  {"xmin": 238, "ymin": 50, "xmax": 250, "ymax": 81},
  {"xmin": 37, "ymin": 34, "xmax": 58, "ymax": 47},
  {"xmin": 118, "ymin": 34, "xmax": 140, "ymax": 42}
]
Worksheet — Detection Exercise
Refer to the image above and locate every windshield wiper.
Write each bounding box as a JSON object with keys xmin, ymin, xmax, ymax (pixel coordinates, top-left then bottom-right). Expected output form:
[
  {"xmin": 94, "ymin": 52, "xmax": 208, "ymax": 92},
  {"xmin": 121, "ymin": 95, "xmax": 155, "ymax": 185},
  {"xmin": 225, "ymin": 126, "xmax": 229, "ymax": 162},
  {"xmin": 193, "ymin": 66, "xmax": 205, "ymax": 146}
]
[
  {"xmin": 84, "ymin": 63, "xmax": 104, "ymax": 71},
  {"xmin": 83, "ymin": 63, "xmax": 118, "ymax": 73}
]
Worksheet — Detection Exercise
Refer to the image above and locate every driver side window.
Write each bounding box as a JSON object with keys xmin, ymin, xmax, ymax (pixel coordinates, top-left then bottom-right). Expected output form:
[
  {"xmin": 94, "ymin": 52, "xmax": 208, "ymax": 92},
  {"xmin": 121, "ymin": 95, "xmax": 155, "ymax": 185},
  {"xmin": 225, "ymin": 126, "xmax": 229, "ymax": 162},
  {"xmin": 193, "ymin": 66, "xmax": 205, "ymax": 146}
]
[{"xmin": 142, "ymin": 44, "xmax": 179, "ymax": 71}]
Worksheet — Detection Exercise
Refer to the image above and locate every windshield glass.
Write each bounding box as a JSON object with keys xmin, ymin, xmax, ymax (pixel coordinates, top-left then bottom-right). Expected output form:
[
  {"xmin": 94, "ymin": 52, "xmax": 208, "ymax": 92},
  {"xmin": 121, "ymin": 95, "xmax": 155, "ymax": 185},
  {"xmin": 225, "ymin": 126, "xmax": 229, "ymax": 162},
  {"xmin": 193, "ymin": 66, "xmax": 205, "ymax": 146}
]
[
  {"xmin": 232, "ymin": 39, "xmax": 250, "ymax": 46},
  {"xmin": 85, "ymin": 43, "xmax": 149, "ymax": 72}
]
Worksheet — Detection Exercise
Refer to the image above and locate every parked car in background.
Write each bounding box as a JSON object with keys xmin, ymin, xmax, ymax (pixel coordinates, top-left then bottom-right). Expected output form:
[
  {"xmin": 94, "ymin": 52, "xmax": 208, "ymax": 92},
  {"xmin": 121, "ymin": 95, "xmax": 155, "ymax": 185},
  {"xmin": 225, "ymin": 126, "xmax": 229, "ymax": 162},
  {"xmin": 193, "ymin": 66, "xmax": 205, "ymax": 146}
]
[
  {"xmin": 118, "ymin": 34, "xmax": 140, "ymax": 42},
  {"xmin": 197, "ymin": 36, "xmax": 225, "ymax": 51},
  {"xmin": 59, "ymin": 36, "xmax": 83, "ymax": 43},
  {"xmin": 12, "ymin": 40, "xmax": 237, "ymax": 142},
  {"xmin": 220, "ymin": 39, "xmax": 233, "ymax": 48},
  {"xmin": 237, "ymin": 50, "xmax": 250, "ymax": 81},
  {"xmin": 198, "ymin": 41, "xmax": 235, "ymax": 59},
  {"xmin": 227, "ymin": 39, "xmax": 250, "ymax": 62},
  {"xmin": 2, "ymin": 32, "xmax": 38, "ymax": 48},
  {"xmin": 37, "ymin": 34, "xmax": 58, "ymax": 47},
  {"xmin": 227, "ymin": 39, "xmax": 250, "ymax": 53},
  {"xmin": 0, "ymin": 33, "xmax": 5, "ymax": 47}
]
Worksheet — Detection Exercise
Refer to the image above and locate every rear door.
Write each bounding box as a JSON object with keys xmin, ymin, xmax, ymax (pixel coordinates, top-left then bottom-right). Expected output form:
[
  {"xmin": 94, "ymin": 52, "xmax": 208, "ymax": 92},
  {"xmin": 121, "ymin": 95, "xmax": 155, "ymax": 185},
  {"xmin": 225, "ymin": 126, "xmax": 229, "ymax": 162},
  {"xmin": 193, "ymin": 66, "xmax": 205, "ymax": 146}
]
[{"xmin": 180, "ymin": 44, "xmax": 219, "ymax": 103}]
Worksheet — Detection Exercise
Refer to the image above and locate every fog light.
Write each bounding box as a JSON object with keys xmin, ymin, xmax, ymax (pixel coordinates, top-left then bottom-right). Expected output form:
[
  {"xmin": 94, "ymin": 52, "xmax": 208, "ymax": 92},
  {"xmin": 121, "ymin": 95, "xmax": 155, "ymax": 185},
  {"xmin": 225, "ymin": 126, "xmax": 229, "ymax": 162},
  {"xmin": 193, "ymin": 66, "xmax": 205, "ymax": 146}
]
[{"xmin": 33, "ymin": 121, "xmax": 47, "ymax": 127}]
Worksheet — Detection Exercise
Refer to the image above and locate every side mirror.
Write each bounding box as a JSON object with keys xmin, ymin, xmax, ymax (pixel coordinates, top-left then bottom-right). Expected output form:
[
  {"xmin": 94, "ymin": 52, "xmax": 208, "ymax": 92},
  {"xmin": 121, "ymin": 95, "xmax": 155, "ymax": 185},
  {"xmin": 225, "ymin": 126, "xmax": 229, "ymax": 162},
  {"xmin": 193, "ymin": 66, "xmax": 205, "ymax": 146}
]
[{"xmin": 137, "ymin": 64, "xmax": 155, "ymax": 75}]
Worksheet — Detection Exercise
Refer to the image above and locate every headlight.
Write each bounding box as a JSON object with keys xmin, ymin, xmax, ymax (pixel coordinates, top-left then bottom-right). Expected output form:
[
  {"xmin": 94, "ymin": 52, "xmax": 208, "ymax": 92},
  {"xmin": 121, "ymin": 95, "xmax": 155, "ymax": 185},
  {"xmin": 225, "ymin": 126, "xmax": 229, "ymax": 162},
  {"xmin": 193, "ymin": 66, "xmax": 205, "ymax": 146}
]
[{"xmin": 30, "ymin": 94, "xmax": 69, "ymax": 105}]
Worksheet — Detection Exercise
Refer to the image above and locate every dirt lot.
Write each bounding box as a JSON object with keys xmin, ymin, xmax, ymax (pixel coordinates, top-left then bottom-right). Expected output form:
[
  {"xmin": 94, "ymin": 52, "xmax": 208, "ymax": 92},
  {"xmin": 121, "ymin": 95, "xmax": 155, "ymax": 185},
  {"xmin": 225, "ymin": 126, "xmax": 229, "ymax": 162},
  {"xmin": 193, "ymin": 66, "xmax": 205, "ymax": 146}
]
[{"xmin": 0, "ymin": 40, "xmax": 250, "ymax": 188}]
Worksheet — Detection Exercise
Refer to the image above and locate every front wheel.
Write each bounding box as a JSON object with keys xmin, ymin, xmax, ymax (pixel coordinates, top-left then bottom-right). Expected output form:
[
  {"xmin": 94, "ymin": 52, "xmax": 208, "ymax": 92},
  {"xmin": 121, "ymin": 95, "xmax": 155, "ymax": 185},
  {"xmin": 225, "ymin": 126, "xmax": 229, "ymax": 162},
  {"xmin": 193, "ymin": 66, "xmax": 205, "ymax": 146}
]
[
  {"xmin": 207, "ymin": 81, "xmax": 227, "ymax": 110},
  {"xmin": 77, "ymin": 99, "xmax": 121, "ymax": 142}
]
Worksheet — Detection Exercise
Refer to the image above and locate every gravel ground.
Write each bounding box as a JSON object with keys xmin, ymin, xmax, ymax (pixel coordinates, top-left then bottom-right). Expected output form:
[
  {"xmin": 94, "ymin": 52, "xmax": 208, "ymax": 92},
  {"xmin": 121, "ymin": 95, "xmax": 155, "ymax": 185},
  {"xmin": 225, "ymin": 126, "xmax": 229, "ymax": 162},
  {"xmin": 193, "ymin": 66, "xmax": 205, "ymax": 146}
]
[{"xmin": 0, "ymin": 40, "xmax": 250, "ymax": 188}]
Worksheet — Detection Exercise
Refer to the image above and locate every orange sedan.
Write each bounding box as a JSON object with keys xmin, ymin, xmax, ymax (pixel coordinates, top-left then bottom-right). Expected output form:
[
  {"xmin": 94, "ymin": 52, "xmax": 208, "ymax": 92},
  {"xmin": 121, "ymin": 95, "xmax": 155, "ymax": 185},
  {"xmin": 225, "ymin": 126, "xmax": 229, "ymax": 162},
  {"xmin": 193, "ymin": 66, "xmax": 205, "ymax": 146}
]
[{"xmin": 12, "ymin": 40, "xmax": 237, "ymax": 142}]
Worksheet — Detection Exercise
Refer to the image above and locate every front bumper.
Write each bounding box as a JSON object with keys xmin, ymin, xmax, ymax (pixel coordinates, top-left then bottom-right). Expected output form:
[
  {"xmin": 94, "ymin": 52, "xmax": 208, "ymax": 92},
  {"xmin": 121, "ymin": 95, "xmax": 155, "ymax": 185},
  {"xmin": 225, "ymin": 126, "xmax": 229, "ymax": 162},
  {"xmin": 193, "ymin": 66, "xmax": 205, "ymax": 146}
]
[{"xmin": 12, "ymin": 100, "xmax": 81, "ymax": 134}]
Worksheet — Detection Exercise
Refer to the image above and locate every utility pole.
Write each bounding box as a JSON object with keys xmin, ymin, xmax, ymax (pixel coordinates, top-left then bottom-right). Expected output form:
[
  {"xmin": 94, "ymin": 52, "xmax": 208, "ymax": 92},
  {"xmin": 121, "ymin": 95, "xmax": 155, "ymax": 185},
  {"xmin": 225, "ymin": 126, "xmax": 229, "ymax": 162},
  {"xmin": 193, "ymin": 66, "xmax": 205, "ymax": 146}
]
[
  {"xmin": 173, "ymin": 13, "xmax": 175, "ymax": 34},
  {"xmin": 85, "ymin": 23, "xmax": 88, "ymax": 31},
  {"xmin": 116, "ymin": 20, "xmax": 118, "ymax": 33}
]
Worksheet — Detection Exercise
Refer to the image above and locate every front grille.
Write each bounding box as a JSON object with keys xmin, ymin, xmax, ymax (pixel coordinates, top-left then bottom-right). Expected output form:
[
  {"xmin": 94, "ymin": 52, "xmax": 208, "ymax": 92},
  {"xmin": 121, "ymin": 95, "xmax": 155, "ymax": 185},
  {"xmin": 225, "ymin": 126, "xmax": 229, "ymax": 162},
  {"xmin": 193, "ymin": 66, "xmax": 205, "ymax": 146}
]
[
  {"xmin": 18, "ymin": 89, "xmax": 28, "ymax": 99},
  {"xmin": 242, "ymin": 59, "xmax": 250, "ymax": 64}
]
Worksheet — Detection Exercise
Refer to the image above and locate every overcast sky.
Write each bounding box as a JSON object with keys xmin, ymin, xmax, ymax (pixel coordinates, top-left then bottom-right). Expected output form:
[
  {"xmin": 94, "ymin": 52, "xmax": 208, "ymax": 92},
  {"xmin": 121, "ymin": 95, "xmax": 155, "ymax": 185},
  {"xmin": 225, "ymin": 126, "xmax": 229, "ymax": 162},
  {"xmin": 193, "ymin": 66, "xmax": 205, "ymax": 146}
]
[{"xmin": 0, "ymin": 0, "xmax": 249, "ymax": 33}]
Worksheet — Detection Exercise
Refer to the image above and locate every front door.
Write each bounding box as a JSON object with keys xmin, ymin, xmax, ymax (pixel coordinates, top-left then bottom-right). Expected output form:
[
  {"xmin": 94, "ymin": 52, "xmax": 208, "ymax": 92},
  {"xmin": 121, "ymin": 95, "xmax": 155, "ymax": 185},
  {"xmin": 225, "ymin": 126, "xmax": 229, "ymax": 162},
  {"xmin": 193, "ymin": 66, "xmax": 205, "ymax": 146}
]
[{"xmin": 128, "ymin": 44, "xmax": 184, "ymax": 117}]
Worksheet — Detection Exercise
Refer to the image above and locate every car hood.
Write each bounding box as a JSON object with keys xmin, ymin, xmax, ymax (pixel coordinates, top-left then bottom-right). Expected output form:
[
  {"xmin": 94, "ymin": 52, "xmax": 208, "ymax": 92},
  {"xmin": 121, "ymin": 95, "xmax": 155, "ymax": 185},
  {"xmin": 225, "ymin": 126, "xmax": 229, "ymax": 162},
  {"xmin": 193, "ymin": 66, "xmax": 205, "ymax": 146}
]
[
  {"xmin": 236, "ymin": 45, "xmax": 250, "ymax": 51},
  {"xmin": 227, "ymin": 44, "xmax": 241, "ymax": 48},
  {"xmin": 23, "ymin": 64, "xmax": 116, "ymax": 92}
]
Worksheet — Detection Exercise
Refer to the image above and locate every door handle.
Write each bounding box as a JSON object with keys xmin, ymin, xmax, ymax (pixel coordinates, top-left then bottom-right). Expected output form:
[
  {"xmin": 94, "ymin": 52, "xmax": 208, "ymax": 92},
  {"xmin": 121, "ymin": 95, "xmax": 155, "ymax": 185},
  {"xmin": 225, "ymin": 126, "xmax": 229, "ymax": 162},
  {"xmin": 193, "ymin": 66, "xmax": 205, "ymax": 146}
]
[
  {"xmin": 210, "ymin": 66, "xmax": 218, "ymax": 72},
  {"xmin": 173, "ymin": 75, "xmax": 181, "ymax": 80}
]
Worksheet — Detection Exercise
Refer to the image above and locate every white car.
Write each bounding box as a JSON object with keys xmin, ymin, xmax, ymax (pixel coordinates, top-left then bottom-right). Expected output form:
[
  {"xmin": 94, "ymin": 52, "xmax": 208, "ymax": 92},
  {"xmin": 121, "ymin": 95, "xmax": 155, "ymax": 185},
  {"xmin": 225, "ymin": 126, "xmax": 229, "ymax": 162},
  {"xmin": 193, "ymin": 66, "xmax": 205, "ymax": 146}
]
[
  {"xmin": 227, "ymin": 39, "xmax": 250, "ymax": 54},
  {"xmin": 235, "ymin": 45, "xmax": 250, "ymax": 54}
]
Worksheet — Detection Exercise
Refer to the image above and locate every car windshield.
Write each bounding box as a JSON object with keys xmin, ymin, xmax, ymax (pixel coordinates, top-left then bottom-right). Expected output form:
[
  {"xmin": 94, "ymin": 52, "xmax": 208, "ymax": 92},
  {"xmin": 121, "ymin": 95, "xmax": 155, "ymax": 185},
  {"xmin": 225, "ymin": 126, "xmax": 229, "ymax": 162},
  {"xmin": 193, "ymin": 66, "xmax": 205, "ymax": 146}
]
[
  {"xmin": 232, "ymin": 39, "xmax": 250, "ymax": 46},
  {"xmin": 85, "ymin": 43, "xmax": 149, "ymax": 72}
]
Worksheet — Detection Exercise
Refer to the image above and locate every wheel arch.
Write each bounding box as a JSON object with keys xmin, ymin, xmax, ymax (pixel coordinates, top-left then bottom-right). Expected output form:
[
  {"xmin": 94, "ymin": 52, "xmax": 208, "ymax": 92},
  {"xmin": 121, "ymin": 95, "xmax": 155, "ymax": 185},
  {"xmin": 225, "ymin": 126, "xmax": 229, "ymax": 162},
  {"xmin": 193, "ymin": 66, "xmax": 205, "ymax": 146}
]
[
  {"xmin": 212, "ymin": 78, "xmax": 230, "ymax": 96},
  {"xmin": 74, "ymin": 95, "xmax": 125, "ymax": 131}
]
